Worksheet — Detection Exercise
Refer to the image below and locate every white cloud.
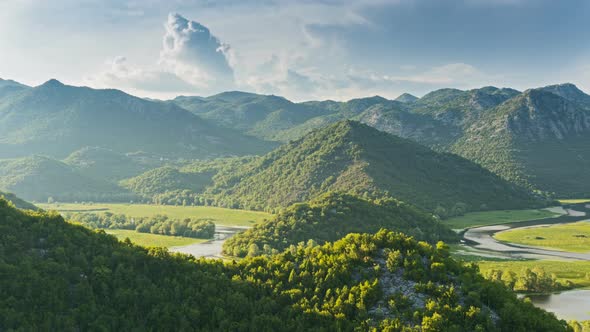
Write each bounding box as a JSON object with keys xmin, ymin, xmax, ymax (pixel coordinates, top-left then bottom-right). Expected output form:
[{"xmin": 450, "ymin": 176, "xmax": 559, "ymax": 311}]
[
  {"xmin": 86, "ymin": 13, "xmax": 235, "ymax": 97},
  {"xmin": 160, "ymin": 13, "xmax": 235, "ymax": 91}
]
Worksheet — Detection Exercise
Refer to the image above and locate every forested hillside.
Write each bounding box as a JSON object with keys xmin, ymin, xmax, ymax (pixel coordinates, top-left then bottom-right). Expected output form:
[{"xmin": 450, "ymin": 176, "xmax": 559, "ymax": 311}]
[
  {"xmin": 452, "ymin": 86, "xmax": 590, "ymax": 197},
  {"xmin": 0, "ymin": 80, "xmax": 274, "ymax": 159},
  {"xmin": 0, "ymin": 156, "xmax": 134, "ymax": 202},
  {"xmin": 0, "ymin": 199, "xmax": 569, "ymax": 331},
  {"xmin": 0, "ymin": 191, "xmax": 38, "ymax": 210},
  {"xmin": 223, "ymin": 192, "xmax": 458, "ymax": 257},
  {"xmin": 203, "ymin": 121, "xmax": 543, "ymax": 213}
]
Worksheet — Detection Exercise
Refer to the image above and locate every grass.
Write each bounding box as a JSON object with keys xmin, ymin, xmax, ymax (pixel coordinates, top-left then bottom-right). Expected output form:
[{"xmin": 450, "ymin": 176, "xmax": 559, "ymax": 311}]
[
  {"xmin": 559, "ymin": 198, "xmax": 590, "ymax": 204},
  {"xmin": 444, "ymin": 208, "xmax": 559, "ymax": 229},
  {"xmin": 38, "ymin": 203, "xmax": 272, "ymax": 226},
  {"xmin": 104, "ymin": 229, "xmax": 206, "ymax": 248},
  {"xmin": 478, "ymin": 260, "xmax": 590, "ymax": 289},
  {"xmin": 494, "ymin": 221, "xmax": 590, "ymax": 253}
]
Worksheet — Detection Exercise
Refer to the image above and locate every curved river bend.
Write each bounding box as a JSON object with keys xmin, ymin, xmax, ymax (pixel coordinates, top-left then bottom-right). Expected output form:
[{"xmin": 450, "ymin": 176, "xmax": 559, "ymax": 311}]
[{"xmin": 460, "ymin": 204, "xmax": 590, "ymax": 321}]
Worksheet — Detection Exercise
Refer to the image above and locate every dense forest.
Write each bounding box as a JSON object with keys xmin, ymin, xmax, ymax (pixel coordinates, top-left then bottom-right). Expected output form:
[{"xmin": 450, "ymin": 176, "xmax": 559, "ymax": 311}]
[
  {"xmin": 200, "ymin": 121, "xmax": 544, "ymax": 214},
  {"xmin": 66, "ymin": 212, "xmax": 216, "ymax": 239},
  {"xmin": 0, "ymin": 198, "xmax": 571, "ymax": 331},
  {"xmin": 223, "ymin": 192, "xmax": 457, "ymax": 257}
]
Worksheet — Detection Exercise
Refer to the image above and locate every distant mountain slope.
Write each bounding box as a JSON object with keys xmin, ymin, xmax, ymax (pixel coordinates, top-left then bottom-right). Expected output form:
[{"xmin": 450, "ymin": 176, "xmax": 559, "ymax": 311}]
[
  {"xmin": 0, "ymin": 78, "xmax": 29, "ymax": 99},
  {"xmin": 0, "ymin": 80, "xmax": 274, "ymax": 159},
  {"xmin": 354, "ymin": 103, "xmax": 459, "ymax": 148},
  {"xmin": 453, "ymin": 88, "xmax": 590, "ymax": 197},
  {"xmin": 0, "ymin": 190, "xmax": 38, "ymax": 210},
  {"xmin": 411, "ymin": 86, "xmax": 520, "ymax": 128},
  {"xmin": 0, "ymin": 155, "xmax": 134, "ymax": 202},
  {"xmin": 223, "ymin": 192, "xmax": 458, "ymax": 257},
  {"xmin": 394, "ymin": 93, "xmax": 419, "ymax": 103},
  {"xmin": 173, "ymin": 91, "xmax": 327, "ymax": 140},
  {"xmin": 172, "ymin": 93, "xmax": 398, "ymax": 142},
  {"xmin": 206, "ymin": 121, "xmax": 542, "ymax": 213},
  {"xmin": 64, "ymin": 147, "xmax": 162, "ymax": 181}
]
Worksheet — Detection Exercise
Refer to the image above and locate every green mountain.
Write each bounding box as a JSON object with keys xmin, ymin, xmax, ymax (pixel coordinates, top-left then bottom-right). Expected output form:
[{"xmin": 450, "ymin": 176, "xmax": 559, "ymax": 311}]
[
  {"xmin": 172, "ymin": 93, "xmax": 396, "ymax": 142},
  {"xmin": 0, "ymin": 199, "xmax": 568, "ymax": 331},
  {"xmin": 394, "ymin": 93, "xmax": 419, "ymax": 103},
  {"xmin": 0, "ymin": 155, "xmax": 134, "ymax": 202},
  {"xmin": 0, "ymin": 78, "xmax": 29, "ymax": 99},
  {"xmin": 121, "ymin": 157, "xmax": 254, "ymax": 204},
  {"xmin": 173, "ymin": 91, "xmax": 327, "ymax": 140},
  {"xmin": 452, "ymin": 87, "xmax": 590, "ymax": 197},
  {"xmin": 354, "ymin": 103, "xmax": 459, "ymax": 148},
  {"xmin": 64, "ymin": 147, "xmax": 163, "ymax": 182},
  {"xmin": 205, "ymin": 121, "xmax": 542, "ymax": 213},
  {"xmin": 411, "ymin": 86, "xmax": 520, "ymax": 128},
  {"xmin": 223, "ymin": 192, "xmax": 458, "ymax": 257},
  {"xmin": 0, "ymin": 190, "xmax": 38, "ymax": 210},
  {"xmin": 0, "ymin": 80, "xmax": 274, "ymax": 159}
]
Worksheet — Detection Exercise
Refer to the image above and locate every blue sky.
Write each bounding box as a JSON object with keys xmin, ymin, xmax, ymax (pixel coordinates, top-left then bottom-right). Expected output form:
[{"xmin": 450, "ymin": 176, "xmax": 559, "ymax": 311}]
[{"xmin": 0, "ymin": 0, "xmax": 588, "ymax": 101}]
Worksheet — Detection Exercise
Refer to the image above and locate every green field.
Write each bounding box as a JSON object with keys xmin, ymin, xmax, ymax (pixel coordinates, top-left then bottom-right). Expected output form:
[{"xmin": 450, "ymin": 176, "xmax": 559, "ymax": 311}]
[
  {"xmin": 39, "ymin": 203, "xmax": 272, "ymax": 226},
  {"xmin": 478, "ymin": 260, "xmax": 590, "ymax": 289},
  {"xmin": 494, "ymin": 221, "xmax": 590, "ymax": 253},
  {"xmin": 444, "ymin": 208, "xmax": 559, "ymax": 230},
  {"xmin": 104, "ymin": 229, "xmax": 206, "ymax": 248}
]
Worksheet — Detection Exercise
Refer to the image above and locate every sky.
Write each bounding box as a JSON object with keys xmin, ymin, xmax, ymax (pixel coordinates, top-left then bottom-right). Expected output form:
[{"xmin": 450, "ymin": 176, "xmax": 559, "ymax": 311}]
[{"xmin": 0, "ymin": 0, "xmax": 589, "ymax": 101}]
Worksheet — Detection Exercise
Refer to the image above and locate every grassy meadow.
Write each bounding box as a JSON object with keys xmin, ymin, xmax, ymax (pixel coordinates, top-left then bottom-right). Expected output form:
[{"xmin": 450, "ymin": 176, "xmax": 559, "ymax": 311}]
[
  {"xmin": 39, "ymin": 202, "xmax": 272, "ymax": 226},
  {"xmin": 104, "ymin": 229, "xmax": 206, "ymax": 248},
  {"xmin": 444, "ymin": 208, "xmax": 559, "ymax": 230},
  {"xmin": 494, "ymin": 221, "xmax": 590, "ymax": 253},
  {"xmin": 478, "ymin": 260, "xmax": 590, "ymax": 289}
]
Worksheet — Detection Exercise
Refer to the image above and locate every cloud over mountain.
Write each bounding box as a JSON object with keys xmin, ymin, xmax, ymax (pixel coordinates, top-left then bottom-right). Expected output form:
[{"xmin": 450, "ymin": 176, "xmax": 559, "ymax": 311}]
[
  {"xmin": 160, "ymin": 13, "xmax": 235, "ymax": 90},
  {"xmin": 88, "ymin": 13, "xmax": 235, "ymax": 97}
]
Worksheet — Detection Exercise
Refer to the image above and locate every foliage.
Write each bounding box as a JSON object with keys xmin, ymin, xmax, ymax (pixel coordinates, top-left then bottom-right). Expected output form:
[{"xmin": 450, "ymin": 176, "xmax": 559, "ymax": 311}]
[
  {"xmin": 0, "ymin": 80, "xmax": 274, "ymax": 159},
  {"xmin": 66, "ymin": 212, "xmax": 216, "ymax": 239},
  {"xmin": 0, "ymin": 190, "xmax": 38, "ymax": 210},
  {"xmin": 0, "ymin": 199, "xmax": 571, "ymax": 331},
  {"xmin": 478, "ymin": 260, "xmax": 590, "ymax": 290},
  {"xmin": 223, "ymin": 192, "xmax": 458, "ymax": 257},
  {"xmin": 39, "ymin": 202, "xmax": 270, "ymax": 227},
  {"xmin": 0, "ymin": 155, "xmax": 136, "ymax": 202},
  {"xmin": 483, "ymin": 267, "xmax": 571, "ymax": 293},
  {"xmin": 203, "ymin": 121, "xmax": 544, "ymax": 213}
]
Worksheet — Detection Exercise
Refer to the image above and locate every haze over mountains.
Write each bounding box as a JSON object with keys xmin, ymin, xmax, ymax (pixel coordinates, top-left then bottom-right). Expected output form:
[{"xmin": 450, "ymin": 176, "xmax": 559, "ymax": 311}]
[
  {"xmin": 170, "ymin": 82, "xmax": 590, "ymax": 198},
  {"xmin": 0, "ymin": 77, "xmax": 589, "ymax": 205},
  {"xmin": 0, "ymin": 79, "xmax": 273, "ymax": 159}
]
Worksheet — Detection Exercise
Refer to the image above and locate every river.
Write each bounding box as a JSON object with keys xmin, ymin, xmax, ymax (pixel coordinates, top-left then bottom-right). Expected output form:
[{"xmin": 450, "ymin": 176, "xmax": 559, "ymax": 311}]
[
  {"xmin": 169, "ymin": 225, "xmax": 248, "ymax": 259},
  {"xmin": 460, "ymin": 203, "xmax": 590, "ymax": 320}
]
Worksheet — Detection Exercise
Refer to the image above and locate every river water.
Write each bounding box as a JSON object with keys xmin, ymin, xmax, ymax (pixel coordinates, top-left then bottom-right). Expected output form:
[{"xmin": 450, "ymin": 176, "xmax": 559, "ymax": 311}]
[
  {"xmin": 169, "ymin": 225, "xmax": 247, "ymax": 259},
  {"xmin": 523, "ymin": 290, "xmax": 590, "ymax": 321},
  {"xmin": 459, "ymin": 204, "xmax": 590, "ymax": 321}
]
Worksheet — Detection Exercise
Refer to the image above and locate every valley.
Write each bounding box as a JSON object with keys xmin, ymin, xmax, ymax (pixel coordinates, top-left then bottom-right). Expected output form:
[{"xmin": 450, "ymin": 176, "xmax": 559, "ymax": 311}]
[{"xmin": 2, "ymin": 79, "xmax": 590, "ymax": 330}]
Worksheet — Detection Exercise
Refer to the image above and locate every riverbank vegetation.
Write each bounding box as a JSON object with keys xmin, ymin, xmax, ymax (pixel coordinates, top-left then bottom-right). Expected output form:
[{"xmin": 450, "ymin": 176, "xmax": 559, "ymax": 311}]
[
  {"xmin": 494, "ymin": 222, "xmax": 590, "ymax": 253},
  {"xmin": 479, "ymin": 260, "xmax": 590, "ymax": 290},
  {"xmin": 223, "ymin": 193, "xmax": 458, "ymax": 258},
  {"xmin": 38, "ymin": 202, "xmax": 271, "ymax": 227},
  {"xmin": 68, "ymin": 212, "xmax": 216, "ymax": 239},
  {"xmin": 0, "ymin": 199, "xmax": 571, "ymax": 331}
]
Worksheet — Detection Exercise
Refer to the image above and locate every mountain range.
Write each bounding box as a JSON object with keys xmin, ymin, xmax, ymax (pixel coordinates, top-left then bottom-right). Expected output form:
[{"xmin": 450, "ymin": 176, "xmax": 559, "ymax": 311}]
[
  {"xmin": 1, "ymin": 77, "xmax": 588, "ymax": 202},
  {"xmin": 171, "ymin": 83, "xmax": 590, "ymax": 198},
  {"xmin": 0, "ymin": 80, "xmax": 274, "ymax": 159},
  {"xmin": 125, "ymin": 121, "xmax": 543, "ymax": 215}
]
